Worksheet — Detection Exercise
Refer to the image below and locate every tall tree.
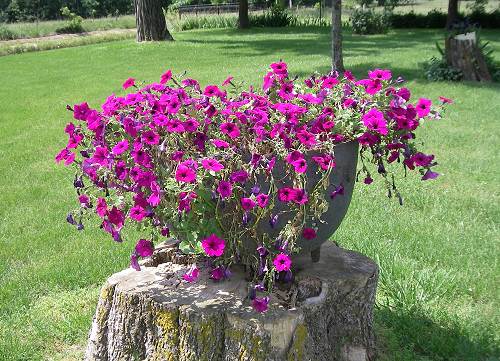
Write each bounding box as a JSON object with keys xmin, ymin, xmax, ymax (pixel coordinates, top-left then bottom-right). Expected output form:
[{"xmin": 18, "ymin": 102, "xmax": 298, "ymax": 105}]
[
  {"xmin": 446, "ymin": 0, "xmax": 459, "ymax": 29},
  {"xmin": 134, "ymin": 0, "xmax": 173, "ymax": 41},
  {"xmin": 239, "ymin": 0, "xmax": 250, "ymax": 29},
  {"xmin": 331, "ymin": 0, "xmax": 344, "ymax": 72}
]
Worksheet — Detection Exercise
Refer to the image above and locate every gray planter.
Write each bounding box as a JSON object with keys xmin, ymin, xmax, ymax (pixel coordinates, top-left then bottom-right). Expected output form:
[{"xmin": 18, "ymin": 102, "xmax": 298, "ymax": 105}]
[{"xmin": 242, "ymin": 141, "xmax": 359, "ymax": 263}]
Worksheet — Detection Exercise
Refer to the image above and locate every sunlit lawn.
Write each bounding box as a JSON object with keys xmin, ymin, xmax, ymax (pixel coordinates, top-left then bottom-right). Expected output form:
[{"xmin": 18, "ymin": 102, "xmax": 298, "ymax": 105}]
[{"xmin": 0, "ymin": 27, "xmax": 499, "ymax": 360}]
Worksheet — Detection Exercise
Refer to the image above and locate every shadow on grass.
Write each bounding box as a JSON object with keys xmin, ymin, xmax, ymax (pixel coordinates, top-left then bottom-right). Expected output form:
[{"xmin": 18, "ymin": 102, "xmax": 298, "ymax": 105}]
[
  {"xmin": 376, "ymin": 307, "xmax": 500, "ymax": 360},
  {"xmin": 181, "ymin": 27, "xmax": 500, "ymax": 88}
]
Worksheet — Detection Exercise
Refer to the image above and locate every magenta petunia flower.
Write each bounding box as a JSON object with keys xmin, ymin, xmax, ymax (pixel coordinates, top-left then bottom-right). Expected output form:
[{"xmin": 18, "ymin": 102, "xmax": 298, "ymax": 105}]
[
  {"xmin": 362, "ymin": 108, "xmax": 388, "ymax": 135},
  {"xmin": 201, "ymin": 158, "xmax": 224, "ymax": 172},
  {"xmin": 129, "ymin": 205, "xmax": 147, "ymax": 221},
  {"xmin": 291, "ymin": 158, "xmax": 307, "ymax": 173},
  {"xmin": 122, "ymin": 77, "xmax": 135, "ymax": 90},
  {"xmin": 183, "ymin": 118, "xmax": 200, "ymax": 132},
  {"xmin": 142, "ymin": 130, "xmax": 160, "ymax": 145},
  {"xmin": 202, "ymin": 234, "xmax": 225, "ymax": 257},
  {"xmin": 270, "ymin": 61, "xmax": 288, "ymax": 75},
  {"xmin": 220, "ymin": 122, "xmax": 240, "ymax": 139},
  {"xmin": 217, "ymin": 181, "xmax": 232, "ymax": 198},
  {"xmin": 230, "ymin": 170, "xmax": 249, "ymax": 184},
  {"xmin": 203, "ymin": 85, "xmax": 222, "ymax": 98},
  {"xmin": 439, "ymin": 96, "xmax": 453, "ymax": 104},
  {"xmin": 296, "ymin": 130, "xmax": 317, "ymax": 147},
  {"xmin": 210, "ymin": 266, "xmax": 226, "ymax": 281},
  {"xmin": 222, "ymin": 76, "xmax": 234, "ymax": 86},
  {"xmin": 368, "ymin": 69, "xmax": 392, "ymax": 81},
  {"xmin": 55, "ymin": 148, "xmax": 75, "ymax": 166},
  {"xmin": 422, "ymin": 169, "xmax": 439, "ymax": 180},
  {"xmin": 175, "ymin": 165, "xmax": 196, "ymax": 183},
  {"xmin": 330, "ymin": 184, "xmax": 345, "ymax": 199},
  {"xmin": 278, "ymin": 187, "xmax": 297, "ymax": 202},
  {"xmin": 411, "ymin": 152, "xmax": 434, "ymax": 167},
  {"xmin": 160, "ymin": 70, "xmax": 172, "ymax": 84},
  {"xmin": 262, "ymin": 71, "xmax": 274, "ymax": 91},
  {"xmin": 364, "ymin": 176, "xmax": 373, "ymax": 185},
  {"xmin": 302, "ymin": 228, "xmax": 317, "ymax": 240},
  {"xmin": 130, "ymin": 253, "xmax": 140, "ymax": 271},
  {"xmin": 135, "ymin": 239, "xmax": 154, "ymax": 257},
  {"xmin": 211, "ymin": 139, "xmax": 230, "ymax": 148},
  {"xmin": 321, "ymin": 76, "xmax": 339, "ymax": 89},
  {"xmin": 357, "ymin": 79, "xmax": 382, "ymax": 95},
  {"xmin": 312, "ymin": 154, "xmax": 335, "ymax": 170},
  {"xmin": 166, "ymin": 119, "xmax": 185, "ymax": 133},
  {"xmin": 256, "ymin": 193, "xmax": 269, "ymax": 208},
  {"xmin": 79, "ymin": 194, "xmax": 90, "ymax": 208},
  {"xmin": 73, "ymin": 102, "xmax": 90, "ymax": 120},
  {"xmin": 112, "ymin": 139, "xmax": 129, "ymax": 155},
  {"xmin": 91, "ymin": 146, "xmax": 109, "ymax": 166},
  {"xmin": 107, "ymin": 207, "xmax": 125, "ymax": 230},
  {"xmin": 182, "ymin": 264, "xmax": 199, "ymax": 283},
  {"xmin": 273, "ymin": 253, "xmax": 292, "ymax": 272},
  {"xmin": 416, "ymin": 98, "xmax": 432, "ymax": 118},
  {"xmin": 241, "ymin": 197, "xmax": 257, "ymax": 211},
  {"xmin": 96, "ymin": 198, "xmax": 107, "ymax": 218},
  {"xmin": 293, "ymin": 189, "xmax": 309, "ymax": 205},
  {"xmin": 252, "ymin": 296, "xmax": 270, "ymax": 313}
]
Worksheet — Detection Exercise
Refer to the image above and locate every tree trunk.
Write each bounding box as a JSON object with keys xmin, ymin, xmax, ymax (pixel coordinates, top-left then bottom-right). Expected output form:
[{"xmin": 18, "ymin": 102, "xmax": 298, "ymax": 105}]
[
  {"xmin": 446, "ymin": 0, "xmax": 459, "ymax": 29},
  {"xmin": 239, "ymin": 0, "xmax": 250, "ymax": 29},
  {"xmin": 85, "ymin": 242, "xmax": 378, "ymax": 361},
  {"xmin": 134, "ymin": 0, "xmax": 173, "ymax": 42},
  {"xmin": 332, "ymin": 0, "xmax": 344, "ymax": 73},
  {"xmin": 445, "ymin": 32, "xmax": 492, "ymax": 82}
]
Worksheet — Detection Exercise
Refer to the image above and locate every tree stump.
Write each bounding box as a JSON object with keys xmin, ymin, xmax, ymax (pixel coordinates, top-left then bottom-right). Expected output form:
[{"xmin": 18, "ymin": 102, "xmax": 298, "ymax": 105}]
[
  {"xmin": 445, "ymin": 32, "xmax": 492, "ymax": 82},
  {"xmin": 85, "ymin": 242, "xmax": 379, "ymax": 361},
  {"xmin": 134, "ymin": 0, "xmax": 173, "ymax": 42}
]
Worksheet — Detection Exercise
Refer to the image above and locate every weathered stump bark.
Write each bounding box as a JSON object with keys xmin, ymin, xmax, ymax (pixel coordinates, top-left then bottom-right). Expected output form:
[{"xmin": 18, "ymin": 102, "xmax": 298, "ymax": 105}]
[
  {"xmin": 85, "ymin": 242, "xmax": 378, "ymax": 361},
  {"xmin": 445, "ymin": 32, "xmax": 492, "ymax": 82},
  {"xmin": 134, "ymin": 0, "xmax": 173, "ymax": 42}
]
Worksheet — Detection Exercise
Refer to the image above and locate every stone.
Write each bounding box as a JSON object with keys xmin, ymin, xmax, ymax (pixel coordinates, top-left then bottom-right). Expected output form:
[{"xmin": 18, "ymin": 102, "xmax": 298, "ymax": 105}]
[{"xmin": 85, "ymin": 242, "xmax": 378, "ymax": 361}]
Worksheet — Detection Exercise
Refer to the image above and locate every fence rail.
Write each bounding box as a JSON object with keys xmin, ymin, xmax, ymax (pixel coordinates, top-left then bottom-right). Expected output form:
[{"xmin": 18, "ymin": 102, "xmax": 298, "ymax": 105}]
[{"xmin": 177, "ymin": 3, "xmax": 265, "ymax": 18}]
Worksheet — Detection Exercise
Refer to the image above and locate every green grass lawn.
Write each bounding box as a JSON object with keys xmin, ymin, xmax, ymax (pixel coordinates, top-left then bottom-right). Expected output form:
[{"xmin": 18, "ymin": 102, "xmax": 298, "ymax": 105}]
[
  {"xmin": 0, "ymin": 28, "xmax": 499, "ymax": 361},
  {"xmin": 0, "ymin": 15, "xmax": 136, "ymax": 40}
]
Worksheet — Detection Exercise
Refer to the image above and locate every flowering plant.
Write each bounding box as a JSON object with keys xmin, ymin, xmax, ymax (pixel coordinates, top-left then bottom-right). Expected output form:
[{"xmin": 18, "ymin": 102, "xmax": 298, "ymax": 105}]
[{"xmin": 57, "ymin": 62, "xmax": 450, "ymax": 312}]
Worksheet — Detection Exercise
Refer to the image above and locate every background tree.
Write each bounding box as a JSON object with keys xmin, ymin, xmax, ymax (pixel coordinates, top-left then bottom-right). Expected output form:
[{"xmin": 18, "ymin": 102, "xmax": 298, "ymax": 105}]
[
  {"xmin": 239, "ymin": 0, "xmax": 250, "ymax": 29},
  {"xmin": 134, "ymin": 0, "xmax": 173, "ymax": 41},
  {"xmin": 331, "ymin": 0, "xmax": 344, "ymax": 72},
  {"xmin": 446, "ymin": 0, "xmax": 458, "ymax": 29}
]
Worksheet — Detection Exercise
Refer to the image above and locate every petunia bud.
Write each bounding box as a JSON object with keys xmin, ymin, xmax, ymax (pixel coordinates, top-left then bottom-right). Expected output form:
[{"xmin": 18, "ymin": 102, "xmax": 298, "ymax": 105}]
[{"xmin": 66, "ymin": 213, "xmax": 76, "ymax": 225}]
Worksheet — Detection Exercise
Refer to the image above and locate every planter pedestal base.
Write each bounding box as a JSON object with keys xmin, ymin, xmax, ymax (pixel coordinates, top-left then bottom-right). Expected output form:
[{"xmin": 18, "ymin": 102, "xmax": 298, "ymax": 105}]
[{"xmin": 85, "ymin": 242, "xmax": 379, "ymax": 361}]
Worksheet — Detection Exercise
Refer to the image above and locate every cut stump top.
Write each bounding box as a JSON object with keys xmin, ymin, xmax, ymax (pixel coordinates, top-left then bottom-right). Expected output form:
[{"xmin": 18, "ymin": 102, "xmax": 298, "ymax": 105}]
[{"xmin": 86, "ymin": 242, "xmax": 379, "ymax": 361}]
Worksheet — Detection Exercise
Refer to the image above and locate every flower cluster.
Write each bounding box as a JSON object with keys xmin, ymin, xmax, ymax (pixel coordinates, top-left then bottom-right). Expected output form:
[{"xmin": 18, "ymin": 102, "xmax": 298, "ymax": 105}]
[{"xmin": 57, "ymin": 62, "xmax": 449, "ymax": 312}]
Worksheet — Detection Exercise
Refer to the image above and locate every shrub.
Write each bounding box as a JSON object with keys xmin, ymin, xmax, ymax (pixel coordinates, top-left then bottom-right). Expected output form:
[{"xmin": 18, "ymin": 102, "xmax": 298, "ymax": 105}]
[
  {"xmin": 389, "ymin": 9, "xmax": 500, "ymax": 29},
  {"xmin": 173, "ymin": 14, "xmax": 238, "ymax": 31},
  {"xmin": 422, "ymin": 57, "xmax": 463, "ymax": 82},
  {"xmin": 57, "ymin": 63, "xmax": 450, "ymax": 313},
  {"xmin": 55, "ymin": 6, "xmax": 84, "ymax": 34},
  {"xmin": 351, "ymin": 8, "xmax": 389, "ymax": 34},
  {"xmin": 250, "ymin": 5, "xmax": 296, "ymax": 27},
  {"xmin": 0, "ymin": 25, "xmax": 16, "ymax": 40}
]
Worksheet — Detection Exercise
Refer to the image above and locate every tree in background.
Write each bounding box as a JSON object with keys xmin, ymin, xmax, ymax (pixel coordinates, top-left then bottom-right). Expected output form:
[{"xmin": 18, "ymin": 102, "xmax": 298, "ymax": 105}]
[
  {"xmin": 446, "ymin": 0, "xmax": 458, "ymax": 29},
  {"xmin": 331, "ymin": 0, "xmax": 344, "ymax": 72},
  {"xmin": 134, "ymin": 0, "xmax": 173, "ymax": 41},
  {"xmin": 239, "ymin": 0, "xmax": 250, "ymax": 28}
]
